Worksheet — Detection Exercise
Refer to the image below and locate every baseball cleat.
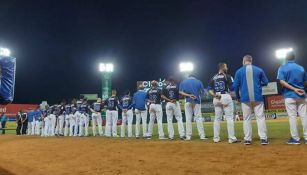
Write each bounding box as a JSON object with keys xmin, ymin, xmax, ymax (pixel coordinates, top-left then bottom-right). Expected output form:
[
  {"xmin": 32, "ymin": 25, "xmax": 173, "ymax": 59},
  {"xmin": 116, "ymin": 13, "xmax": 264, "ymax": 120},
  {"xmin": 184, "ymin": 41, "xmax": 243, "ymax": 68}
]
[
  {"xmin": 213, "ymin": 139, "xmax": 220, "ymax": 143},
  {"xmin": 200, "ymin": 136, "xmax": 208, "ymax": 140},
  {"xmin": 180, "ymin": 136, "xmax": 186, "ymax": 140},
  {"xmin": 260, "ymin": 139, "xmax": 269, "ymax": 145},
  {"xmin": 169, "ymin": 137, "xmax": 174, "ymax": 140},
  {"xmin": 185, "ymin": 136, "xmax": 191, "ymax": 141},
  {"xmin": 287, "ymin": 138, "xmax": 300, "ymax": 145},
  {"xmin": 244, "ymin": 140, "xmax": 252, "ymax": 145},
  {"xmin": 229, "ymin": 139, "xmax": 241, "ymax": 144},
  {"xmin": 159, "ymin": 137, "xmax": 167, "ymax": 140}
]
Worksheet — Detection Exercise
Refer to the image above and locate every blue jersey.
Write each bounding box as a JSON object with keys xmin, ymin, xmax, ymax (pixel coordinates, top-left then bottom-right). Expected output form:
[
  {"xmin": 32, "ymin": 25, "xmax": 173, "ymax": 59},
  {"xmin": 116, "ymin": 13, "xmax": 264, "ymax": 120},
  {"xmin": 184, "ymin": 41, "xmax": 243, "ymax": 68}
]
[
  {"xmin": 277, "ymin": 61, "xmax": 307, "ymax": 99},
  {"xmin": 133, "ymin": 90, "xmax": 147, "ymax": 110},
  {"xmin": 105, "ymin": 96, "xmax": 119, "ymax": 111},
  {"xmin": 119, "ymin": 95, "xmax": 133, "ymax": 110},
  {"xmin": 147, "ymin": 87, "xmax": 162, "ymax": 104},
  {"xmin": 27, "ymin": 111, "xmax": 35, "ymax": 122},
  {"xmin": 179, "ymin": 77, "xmax": 205, "ymax": 104},
  {"xmin": 80, "ymin": 103, "xmax": 90, "ymax": 114},
  {"xmin": 233, "ymin": 64, "xmax": 269, "ymax": 103},
  {"xmin": 92, "ymin": 102, "xmax": 103, "ymax": 112},
  {"xmin": 162, "ymin": 82, "xmax": 179, "ymax": 101},
  {"xmin": 208, "ymin": 73, "xmax": 233, "ymax": 93},
  {"xmin": 64, "ymin": 104, "xmax": 72, "ymax": 114},
  {"xmin": 34, "ymin": 110, "xmax": 42, "ymax": 121},
  {"xmin": 76, "ymin": 100, "xmax": 83, "ymax": 111}
]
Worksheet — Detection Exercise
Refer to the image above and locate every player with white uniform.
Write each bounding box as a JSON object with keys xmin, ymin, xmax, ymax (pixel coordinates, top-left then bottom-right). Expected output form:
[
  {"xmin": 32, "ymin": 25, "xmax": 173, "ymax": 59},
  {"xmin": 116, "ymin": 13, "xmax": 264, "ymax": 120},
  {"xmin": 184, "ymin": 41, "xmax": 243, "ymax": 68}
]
[
  {"xmin": 34, "ymin": 108, "xmax": 43, "ymax": 136},
  {"xmin": 277, "ymin": 51, "xmax": 307, "ymax": 144},
  {"xmin": 79, "ymin": 99, "xmax": 90, "ymax": 137},
  {"xmin": 104, "ymin": 90, "xmax": 119, "ymax": 137},
  {"xmin": 133, "ymin": 85, "xmax": 148, "ymax": 138},
  {"xmin": 70, "ymin": 99, "xmax": 78, "ymax": 136},
  {"xmin": 233, "ymin": 55, "xmax": 269, "ymax": 145},
  {"xmin": 44, "ymin": 105, "xmax": 55, "ymax": 136},
  {"xmin": 27, "ymin": 109, "xmax": 35, "ymax": 135},
  {"xmin": 90, "ymin": 98, "xmax": 104, "ymax": 136},
  {"xmin": 55, "ymin": 102, "xmax": 65, "ymax": 136},
  {"xmin": 119, "ymin": 90, "xmax": 134, "ymax": 138},
  {"xmin": 146, "ymin": 80, "xmax": 166, "ymax": 140},
  {"xmin": 64, "ymin": 102, "xmax": 73, "ymax": 136},
  {"xmin": 74, "ymin": 98, "xmax": 83, "ymax": 136},
  {"xmin": 161, "ymin": 77, "xmax": 186, "ymax": 140},
  {"xmin": 179, "ymin": 75, "xmax": 206, "ymax": 141},
  {"xmin": 208, "ymin": 63, "xmax": 240, "ymax": 143}
]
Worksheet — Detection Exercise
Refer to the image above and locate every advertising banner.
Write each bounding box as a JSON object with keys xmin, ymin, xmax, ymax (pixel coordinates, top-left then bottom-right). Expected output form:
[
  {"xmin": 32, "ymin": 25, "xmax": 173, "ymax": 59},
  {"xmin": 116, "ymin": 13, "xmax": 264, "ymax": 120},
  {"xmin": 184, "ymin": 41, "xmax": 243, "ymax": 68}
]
[{"xmin": 267, "ymin": 95, "xmax": 285, "ymax": 110}]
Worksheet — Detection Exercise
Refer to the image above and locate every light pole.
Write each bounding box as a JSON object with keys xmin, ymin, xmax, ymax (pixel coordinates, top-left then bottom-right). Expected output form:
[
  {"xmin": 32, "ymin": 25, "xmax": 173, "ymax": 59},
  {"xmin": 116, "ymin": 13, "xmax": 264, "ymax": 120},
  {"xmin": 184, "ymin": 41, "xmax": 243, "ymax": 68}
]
[
  {"xmin": 99, "ymin": 63, "xmax": 114, "ymax": 100},
  {"xmin": 179, "ymin": 62, "xmax": 194, "ymax": 78},
  {"xmin": 275, "ymin": 48, "xmax": 293, "ymax": 65}
]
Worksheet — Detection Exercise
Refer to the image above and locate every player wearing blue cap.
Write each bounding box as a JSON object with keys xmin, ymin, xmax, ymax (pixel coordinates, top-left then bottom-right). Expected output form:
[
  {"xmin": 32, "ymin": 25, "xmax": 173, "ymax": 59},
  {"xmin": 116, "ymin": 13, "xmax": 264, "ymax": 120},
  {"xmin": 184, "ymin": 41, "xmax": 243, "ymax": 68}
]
[
  {"xmin": 277, "ymin": 51, "xmax": 307, "ymax": 144},
  {"xmin": 233, "ymin": 55, "xmax": 269, "ymax": 145},
  {"xmin": 179, "ymin": 75, "xmax": 206, "ymax": 141}
]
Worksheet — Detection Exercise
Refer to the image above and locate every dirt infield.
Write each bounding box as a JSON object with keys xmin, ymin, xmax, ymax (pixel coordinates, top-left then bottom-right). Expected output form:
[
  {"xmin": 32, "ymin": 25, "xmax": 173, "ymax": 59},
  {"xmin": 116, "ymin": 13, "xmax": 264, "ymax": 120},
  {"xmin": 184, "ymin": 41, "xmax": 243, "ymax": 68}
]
[{"xmin": 0, "ymin": 135, "xmax": 307, "ymax": 175}]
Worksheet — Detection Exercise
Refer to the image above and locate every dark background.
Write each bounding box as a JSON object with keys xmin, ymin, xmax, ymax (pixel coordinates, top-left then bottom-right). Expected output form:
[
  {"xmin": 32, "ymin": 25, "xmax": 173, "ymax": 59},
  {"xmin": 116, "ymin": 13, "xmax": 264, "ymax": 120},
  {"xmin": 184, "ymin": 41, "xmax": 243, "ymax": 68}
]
[{"xmin": 0, "ymin": 0, "xmax": 306, "ymax": 104}]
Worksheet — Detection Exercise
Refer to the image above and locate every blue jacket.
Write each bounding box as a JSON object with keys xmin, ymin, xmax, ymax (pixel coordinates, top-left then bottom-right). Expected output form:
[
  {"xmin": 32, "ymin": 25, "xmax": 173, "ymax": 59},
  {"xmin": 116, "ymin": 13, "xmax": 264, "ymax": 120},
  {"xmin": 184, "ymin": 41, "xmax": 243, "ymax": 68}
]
[
  {"xmin": 233, "ymin": 64, "xmax": 269, "ymax": 103},
  {"xmin": 133, "ymin": 90, "xmax": 147, "ymax": 110},
  {"xmin": 179, "ymin": 77, "xmax": 204, "ymax": 104}
]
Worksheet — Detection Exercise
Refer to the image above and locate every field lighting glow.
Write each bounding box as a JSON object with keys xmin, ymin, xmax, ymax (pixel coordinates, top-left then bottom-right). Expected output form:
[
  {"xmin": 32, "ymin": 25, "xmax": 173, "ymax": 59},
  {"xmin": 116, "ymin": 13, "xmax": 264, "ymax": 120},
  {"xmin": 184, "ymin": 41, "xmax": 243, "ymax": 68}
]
[
  {"xmin": 275, "ymin": 48, "xmax": 293, "ymax": 59},
  {"xmin": 0, "ymin": 48, "xmax": 11, "ymax": 57},
  {"xmin": 179, "ymin": 62, "xmax": 194, "ymax": 72},
  {"xmin": 99, "ymin": 63, "xmax": 114, "ymax": 72}
]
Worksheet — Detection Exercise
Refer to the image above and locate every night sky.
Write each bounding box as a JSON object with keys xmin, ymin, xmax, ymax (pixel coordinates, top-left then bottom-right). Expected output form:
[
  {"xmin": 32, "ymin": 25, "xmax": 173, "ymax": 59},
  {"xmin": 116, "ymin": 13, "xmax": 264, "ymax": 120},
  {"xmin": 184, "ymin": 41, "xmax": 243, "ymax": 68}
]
[{"xmin": 0, "ymin": 0, "xmax": 307, "ymax": 104}]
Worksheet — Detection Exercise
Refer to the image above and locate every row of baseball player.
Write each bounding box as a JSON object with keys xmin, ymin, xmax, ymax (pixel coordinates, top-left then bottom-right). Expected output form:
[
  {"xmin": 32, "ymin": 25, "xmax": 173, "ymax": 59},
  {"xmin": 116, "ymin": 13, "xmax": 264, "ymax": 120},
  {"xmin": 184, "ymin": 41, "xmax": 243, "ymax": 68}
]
[{"xmin": 20, "ymin": 52, "xmax": 306, "ymax": 145}]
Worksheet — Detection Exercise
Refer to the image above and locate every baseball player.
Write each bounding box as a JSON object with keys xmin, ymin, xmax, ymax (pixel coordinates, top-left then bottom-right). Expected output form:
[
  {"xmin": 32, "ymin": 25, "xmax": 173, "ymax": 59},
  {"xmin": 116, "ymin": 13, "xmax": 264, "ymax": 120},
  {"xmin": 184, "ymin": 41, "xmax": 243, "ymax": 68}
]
[
  {"xmin": 277, "ymin": 51, "xmax": 307, "ymax": 144},
  {"xmin": 119, "ymin": 90, "xmax": 134, "ymax": 138},
  {"xmin": 208, "ymin": 63, "xmax": 240, "ymax": 143},
  {"xmin": 161, "ymin": 76, "xmax": 186, "ymax": 140},
  {"xmin": 104, "ymin": 89, "xmax": 119, "ymax": 137},
  {"xmin": 34, "ymin": 107, "xmax": 43, "ymax": 136},
  {"xmin": 74, "ymin": 97, "xmax": 83, "ymax": 136},
  {"xmin": 40, "ymin": 108, "xmax": 47, "ymax": 137},
  {"xmin": 64, "ymin": 101, "xmax": 73, "ymax": 136},
  {"xmin": 179, "ymin": 74, "xmax": 206, "ymax": 141},
  {"xmin": 146, "ymin": 80, "xmax": 166, "ymax": 140},
  {"xmin": 79, "ymin": 99, "xmax": 90, "ymax": 137},
  {"xmin": 55, "ymin": 101, "xmax": 65, "ymax": 136},
  {"xmin": 90, "ymin": 98, "xmax": 104, "ymax": 136},
  {"xmin": 133, "ymin": 84, "xmax": 148, "ymax": 138},
  {"xmin": 27, "ymin": 109, "xmax": 35, "ymax": 135},
  {"xmin": 70, "ymin": 99, "xmax": 78, "ymax": 136},
  {"xmin": 233, "ymin": 55, "xmax": 269, "ymax": 145},
  {"xmin": 44, "ymin": 105, "xmax": 54, "ymax": 136}
]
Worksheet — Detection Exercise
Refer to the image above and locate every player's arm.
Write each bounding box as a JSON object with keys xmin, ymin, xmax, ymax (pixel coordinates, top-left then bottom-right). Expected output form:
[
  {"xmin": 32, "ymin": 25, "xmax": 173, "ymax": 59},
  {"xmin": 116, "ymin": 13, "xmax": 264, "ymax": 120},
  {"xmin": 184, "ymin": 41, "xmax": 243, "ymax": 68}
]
[
  {"xmin": 161, "ymin": 86, "xmax": 172, "ymax": 102},
  {"xmin": 232, "ymin": 71, "xmax": 241, "ymax": 101},
  {"xmin": 260, "ymin": 69, "xmax": 269, "ymax": 86},
  {"xmin": 179, "ymin": 91, "xmax": 196, "ymax": 99},
  {"xmin": 280, "ymin": 80, "xmax": 305, "ymax": 96}
]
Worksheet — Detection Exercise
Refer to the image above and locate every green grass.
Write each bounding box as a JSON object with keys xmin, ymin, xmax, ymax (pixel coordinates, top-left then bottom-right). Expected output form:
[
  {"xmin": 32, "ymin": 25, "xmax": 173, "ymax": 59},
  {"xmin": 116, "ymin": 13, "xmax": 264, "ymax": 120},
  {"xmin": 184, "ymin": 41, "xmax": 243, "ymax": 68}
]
[{"xmin": 2, "ymin": 119, "xmax": 303, "ymax": 143}]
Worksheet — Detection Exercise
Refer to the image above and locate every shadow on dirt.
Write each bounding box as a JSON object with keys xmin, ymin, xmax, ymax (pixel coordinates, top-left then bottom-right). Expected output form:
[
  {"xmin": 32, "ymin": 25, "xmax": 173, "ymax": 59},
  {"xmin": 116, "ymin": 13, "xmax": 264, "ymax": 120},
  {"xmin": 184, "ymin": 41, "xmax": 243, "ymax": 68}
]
[{"xmin": 0, "ymin": 166, "xmax": 14, "ymax": 175}]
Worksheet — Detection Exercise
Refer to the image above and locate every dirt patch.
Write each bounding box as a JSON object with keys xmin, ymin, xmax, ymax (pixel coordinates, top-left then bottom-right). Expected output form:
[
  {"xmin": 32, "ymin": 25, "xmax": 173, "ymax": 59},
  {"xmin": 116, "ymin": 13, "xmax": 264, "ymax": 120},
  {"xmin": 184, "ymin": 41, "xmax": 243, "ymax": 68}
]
[{"xmin": 0, "ymin": 135, "xmax": 306, "ymax": 175}]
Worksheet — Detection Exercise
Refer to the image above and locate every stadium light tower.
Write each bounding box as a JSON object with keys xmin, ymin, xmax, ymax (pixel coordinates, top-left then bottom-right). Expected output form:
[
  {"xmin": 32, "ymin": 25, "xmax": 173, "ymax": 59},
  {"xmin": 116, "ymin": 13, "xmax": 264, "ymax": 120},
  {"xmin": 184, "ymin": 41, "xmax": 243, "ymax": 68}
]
[
  {"xmin": 0, "ymin": 48, "xmax": 11, "ymax": 57},
  {"xmin": 99, "ymin": 63, "xmax": 114, "ymax": 100},
  {"xmin": 179, "ymin": 62, "xmax": 194, "ymax": 78},
  {"xmin": 275, "ymin": 48, "xmax": 293, "ymax": 64}
]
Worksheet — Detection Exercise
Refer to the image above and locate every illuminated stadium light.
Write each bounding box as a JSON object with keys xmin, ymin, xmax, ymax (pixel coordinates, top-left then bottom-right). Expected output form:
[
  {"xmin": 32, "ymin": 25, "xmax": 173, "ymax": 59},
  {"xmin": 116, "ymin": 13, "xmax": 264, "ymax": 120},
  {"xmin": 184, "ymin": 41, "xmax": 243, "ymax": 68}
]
[
  {"xmin": 0, "ymin": 48, "xmax": 11, "ymax": 57},
  {"xmin": 275, "ymin": 48, "xmax": 293, "ymax": 59},
  {"xmin": 179, "ymin": 62, "xmax": 194, "ymax": 72},
  {"xmin": 99, "ymin": 63, "xmax": 114, "ymax": 72}
]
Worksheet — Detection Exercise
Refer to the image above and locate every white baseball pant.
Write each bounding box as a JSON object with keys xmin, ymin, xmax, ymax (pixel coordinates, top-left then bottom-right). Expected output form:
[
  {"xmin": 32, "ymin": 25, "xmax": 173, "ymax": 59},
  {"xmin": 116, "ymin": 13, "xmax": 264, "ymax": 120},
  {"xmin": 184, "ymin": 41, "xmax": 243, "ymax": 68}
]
[
  {"xmin": 49, "ymin": 114, "xmax": 56, "ymax": 136},
  {"xmin": 27, "ymin": 120, "xmax": 35, "ymax": 135},
  {"xmin": 79, "ymin": 113, "xmax": 89, "ymax": 136},
  {"xmin": 69, "ymin": 113, "xmax": 77, "ymax": 136},
  {"xmin": 166, "ymin": 101, "xmax": 185, "ymax": 138},
  {"xmin": 44, "ymin": 115, "xmax": 52, "ymax": 136},
  {"xmin": 241, "ymin": 102, "xmax": 267, "ymax": 141},
  {"xmin": 34, "ymin": 120, "xmax": 41, "ymax": 135},
  {"xmin": 213, "ymin": 94, "xmax": 237, "ymax": 142},
  {"xmin": 135, "ymin": 109, "xmax": 148, "ymax": 137},
  {"xmin": 121, "ymin": 109, "xmax": 133, "ymax": 137},
  {"xmin": 92, "ymin": 112, "xmax": 103, "ymax": 136},
  {"xmin": 74, "ymin": 111, "xmax": 81, "ymax": 136},
  {"xmin": 55, "ymin": 115, "xmax": 64, "ymax": 135},
  {"xmin": 147, "ymin": 104, "xmax": 165, "ymax": 138},
  {"xmin": 64, "ymin": 114, "xmax": 72, "ymax": 136},
  {"xmin": 184, "ymin": 102, "xmax": 205, "ymax": 139},
  {"xmin": 285, "ymin": 98, "xmax": 307, "ymax": 141},
  {"xmin": 105, "ymin": 110, "xmax": 118, "ymax": 137}
]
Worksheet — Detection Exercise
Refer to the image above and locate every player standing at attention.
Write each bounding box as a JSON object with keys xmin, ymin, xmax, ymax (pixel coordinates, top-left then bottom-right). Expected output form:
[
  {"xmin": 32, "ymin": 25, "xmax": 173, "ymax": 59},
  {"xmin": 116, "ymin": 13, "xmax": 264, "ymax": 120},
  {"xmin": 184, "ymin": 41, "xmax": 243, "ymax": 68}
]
[
  {"xmin": 233, "ymin": 55, "xmax": 269, "ymax": 145},
  {"xmin": 104, "ymin": 89, "xmax": 119, "ymax": 137},
  {"xmin": 55, "ymin": 101, "xmax": 65, "ymax": 136},
  {"xmin": 133, "ymin": 84, "xmax": 148, "ymax": 138},
  {"xmin": 277, "ymin": 51, "xmax": 307, "ymax": 144},
  {"xmin": 161, "ymin": 76, "xmax": 186, "ymax": 140},
  {"xmin": 179, "ymin": 74, "xmax": 206, "ymax": 141},
  {"xmin": 64, "ymin": 100, "xmax": 72, "ymax": 136},
  {"xmin": 119, "ymin": 90, "xmax": 134, "ymax": 138},
  {"xmin": 79, "ymin": 99, "xmax": 90, "ymax": 137},
  {"xmin": 34, "ymin": 107, "xmax": 43, "ymax": 136},
  {"xmin": 146, "ymin": 80, "xmax": 166, "ymax": 140},
  {"xmin": 70, "ymin": 99, "xmax": 78, "ymax": 136},
  {"xmin": 90, "ymin": 98, "xmax": 104, "ymax": 136},
  {"xmin": 208, "ymin": 63, "xmax": 240, "ymax": 143},
  {"xmin": 74, "ymin": 97, "xmax": 83, "ymax": 136},
  {"xmin": 27, "ymin": 108, "xmax": 35, "ymax": 135}
]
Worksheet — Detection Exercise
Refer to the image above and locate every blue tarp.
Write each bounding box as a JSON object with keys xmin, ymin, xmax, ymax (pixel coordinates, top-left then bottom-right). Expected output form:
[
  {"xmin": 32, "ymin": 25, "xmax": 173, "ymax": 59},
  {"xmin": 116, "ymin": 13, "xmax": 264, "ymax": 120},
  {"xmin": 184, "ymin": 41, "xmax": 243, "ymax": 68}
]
[{"xmin": 0, "ymin": 56, "xmax": 16, "ymax": 104}]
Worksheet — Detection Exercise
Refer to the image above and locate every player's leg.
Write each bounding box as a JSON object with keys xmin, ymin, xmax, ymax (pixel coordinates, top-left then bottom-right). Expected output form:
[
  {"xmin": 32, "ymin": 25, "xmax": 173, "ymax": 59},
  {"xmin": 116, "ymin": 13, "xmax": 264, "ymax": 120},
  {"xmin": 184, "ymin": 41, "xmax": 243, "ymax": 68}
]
[
  {"xmin": 69, "ymin": 114, "xmax": 74, "ymax": 136},
  {"xmin": 135, "ymin": 110, "xmax": 141, "ymax": 138},
  {"xmin": 64, "ymin": 115, "xmax": 69, "ymax": 136},
  {"xmin": 105, "ymin": 110, "xmax": 111, "ymax": 137},
  {"xmin": 297, "ymin": 99, "xmax": 307, "ymax": 142},
  {"xmin": 213, "ymin": 103, "xmax": 223, "ymax": 143},
  {"xmin": 59, "ymin": 115, "xmax": 65, "ymax": 135},
  {"xmin": 50, "ymin": 115, "xmax": 56, "ymax": 136},
  {"xmin": 241, "ymin": 103, "xmax": 252, "ymax": 144},
  {"xmin": 147, "ymin": 105, "xmax": 156, "ymax": 138},
  {"xmin": 194, "ymin": 103, "xmax": 205, "ymax": 139},
  {"xmin": 253, "ymin": 102, "xmax": 268, "ymax": 143},
  {"xmin": 84, "ymin": 114, "xmax": 89, "ymax": 136},
  {"xmin": 141, "ymin": 110, "xmax": 148, "ymax": 137},
  {"xmin": 121, "ymin": 112, "xmax": 127, "ymax": 137},
  {"xmin": 97, "ymin": 113, "xmax": 103, "ymax": 136},
  {"xmin": 174, "ymin": 102, "xmax": 185, "ymax": 139},
  {"xmin": 31, "ymin": 120, "xmax": 36, "ymax": 135},
  {"xmin": 285, "ymin": 98, "xmax": 300, "ymax": 143},
  {"xmin": 27, "ymin": 122, "xmax": 32, "ymax": 135},
  {"xmin": 79, "ymin": 114, "xmax": 84, "ymax": 136},
  {"xmin": 92, "ymin": 113, "xmax": 97, "ymax": 136},
  {"xmin": 223, "ymin": 101, "xmax": 238, "ymax": 143},
  {"xmin": 184, "ymin": 102, "xmax": 193, "ymax": 140},
  {"xmin": 127, "ymin": 110, "xmax": 133, "ymax": 137},
  {"xmin": 166, "ymin": 102, "xmax": 175, "ymax": 139},
  {"xmin": 35, "ymin": 121, "xmax": 40, "ymax": 135},
  {"xmin": 156, "ymin": 105, "xmax": 165, "ymax": 139},
  {"xmin": 111, "ymin": 111, "xmax": 118, "ymax": 137}
]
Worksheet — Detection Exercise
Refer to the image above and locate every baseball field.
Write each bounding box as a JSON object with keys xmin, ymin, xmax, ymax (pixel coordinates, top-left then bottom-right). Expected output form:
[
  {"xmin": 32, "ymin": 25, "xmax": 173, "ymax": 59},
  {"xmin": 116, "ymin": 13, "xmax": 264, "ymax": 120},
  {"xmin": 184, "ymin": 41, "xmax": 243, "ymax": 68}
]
[{"xmin": 1, "ymin": 119, "xmax": 307, "ymax": 175}]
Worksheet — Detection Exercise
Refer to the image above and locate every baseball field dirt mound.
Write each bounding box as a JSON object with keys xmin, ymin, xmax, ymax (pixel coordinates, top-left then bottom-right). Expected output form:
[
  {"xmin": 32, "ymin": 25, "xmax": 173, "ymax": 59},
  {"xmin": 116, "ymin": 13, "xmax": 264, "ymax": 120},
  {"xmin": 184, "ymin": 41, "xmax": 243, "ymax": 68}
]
[{"xmin": 0, "ymin": 135, "xmax": 306, "ymax": 175}]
